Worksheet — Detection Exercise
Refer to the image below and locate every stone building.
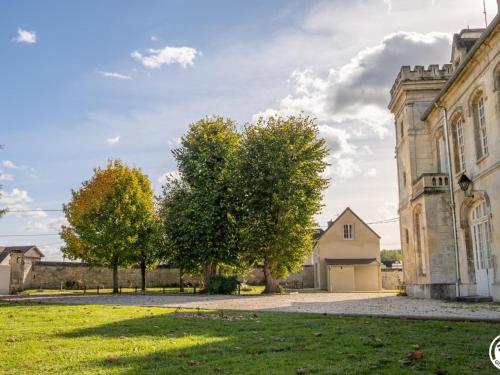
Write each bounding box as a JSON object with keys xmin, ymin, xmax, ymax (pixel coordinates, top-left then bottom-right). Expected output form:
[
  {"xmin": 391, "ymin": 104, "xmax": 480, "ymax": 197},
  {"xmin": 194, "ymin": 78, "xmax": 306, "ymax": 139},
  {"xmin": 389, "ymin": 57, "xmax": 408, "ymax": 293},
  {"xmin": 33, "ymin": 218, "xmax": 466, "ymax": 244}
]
[
  {"xmin": 0, "ymin": 245, "xmax": 44, "ymax": 294},
  {"xmin": 388, "ymin": 13, "xmax": 499, "ymax": 300}
]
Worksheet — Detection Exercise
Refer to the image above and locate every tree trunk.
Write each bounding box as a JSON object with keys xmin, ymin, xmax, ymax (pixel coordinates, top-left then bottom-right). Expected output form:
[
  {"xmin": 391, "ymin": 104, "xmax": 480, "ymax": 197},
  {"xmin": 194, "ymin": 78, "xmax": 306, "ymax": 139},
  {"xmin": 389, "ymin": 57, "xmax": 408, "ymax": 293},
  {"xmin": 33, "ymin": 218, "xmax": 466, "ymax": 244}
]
[
  {"xmin": 112, "ymin": 263, "xmax": 119, "ymax": 294},
  {"xmin": 263, "ymin": 259, "xmax": 279, "ymax": 294},
  {"xmin": 203, "ymin": 261, "xmax": 217, "ymax": 287},
  {"xmin": 140, "ymin": 259, "xmax": 146, "ymax": 292},
  {"xmin": 179, "ymin": 268, "xmax": 184, "ymax": 292}
]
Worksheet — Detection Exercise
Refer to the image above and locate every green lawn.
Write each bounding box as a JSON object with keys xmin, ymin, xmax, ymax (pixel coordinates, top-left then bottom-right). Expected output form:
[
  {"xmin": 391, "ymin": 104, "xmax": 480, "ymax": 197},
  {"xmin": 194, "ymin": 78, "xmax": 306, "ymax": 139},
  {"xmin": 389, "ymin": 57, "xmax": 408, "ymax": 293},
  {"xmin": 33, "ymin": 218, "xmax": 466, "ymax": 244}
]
[
  {"xmin": 19, "ymin": 285, "xmax": 266, "ymax": 296},
  {"xmin": 0, "ymin": 302, "xmax": 497, "ymax": 374}
]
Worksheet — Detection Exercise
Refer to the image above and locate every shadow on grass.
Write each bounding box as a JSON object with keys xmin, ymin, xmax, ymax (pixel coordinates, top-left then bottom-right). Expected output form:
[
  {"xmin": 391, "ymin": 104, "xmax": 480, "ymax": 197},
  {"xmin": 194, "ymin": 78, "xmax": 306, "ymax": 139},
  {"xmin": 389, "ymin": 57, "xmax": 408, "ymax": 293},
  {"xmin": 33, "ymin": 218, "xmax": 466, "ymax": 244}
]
[{"xmin": 52, "ymin": 305, "xmax": 499, "ymax": 375}]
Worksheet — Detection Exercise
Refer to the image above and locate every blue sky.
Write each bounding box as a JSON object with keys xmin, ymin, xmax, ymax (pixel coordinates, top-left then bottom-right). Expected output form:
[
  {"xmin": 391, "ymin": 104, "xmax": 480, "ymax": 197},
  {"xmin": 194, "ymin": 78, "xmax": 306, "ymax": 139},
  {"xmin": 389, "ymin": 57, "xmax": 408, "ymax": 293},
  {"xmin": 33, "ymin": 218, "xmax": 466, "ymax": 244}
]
[{"xmin": 1, "ymin": 0, "xmax": 497, "ymax": 259}]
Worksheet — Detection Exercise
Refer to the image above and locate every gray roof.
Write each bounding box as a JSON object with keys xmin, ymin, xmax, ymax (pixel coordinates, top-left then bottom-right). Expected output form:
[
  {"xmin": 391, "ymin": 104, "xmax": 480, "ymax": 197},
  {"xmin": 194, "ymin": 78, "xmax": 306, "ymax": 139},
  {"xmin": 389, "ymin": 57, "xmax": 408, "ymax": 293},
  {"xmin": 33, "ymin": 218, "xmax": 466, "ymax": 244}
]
[
  {"xmin": 325, "ymin": 258, "xmax": 379, "ymax": 266},
  {"xmin": 0, "ymin": 245, "xmax": 44, "ymax": 263}
]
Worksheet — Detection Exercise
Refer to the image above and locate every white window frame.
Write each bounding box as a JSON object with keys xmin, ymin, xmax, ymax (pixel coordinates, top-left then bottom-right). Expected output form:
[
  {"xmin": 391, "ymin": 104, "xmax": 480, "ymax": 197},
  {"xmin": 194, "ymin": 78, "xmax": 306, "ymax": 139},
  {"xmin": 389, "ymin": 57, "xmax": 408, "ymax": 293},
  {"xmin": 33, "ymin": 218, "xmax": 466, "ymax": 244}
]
[
  {"xmin": 455, "ymin": 117, "xmax": 465, "ymax": 172},
  {"xmin": 343, "ymin": 224, "xmax": 353, "ymax": 240},
  {"xmin": 471, "ymin": 201, "xmax": 492, "ymax": 270},
  {"xmin": 477, "ymin": 97, "xmax": 488, "ymax": 156}
]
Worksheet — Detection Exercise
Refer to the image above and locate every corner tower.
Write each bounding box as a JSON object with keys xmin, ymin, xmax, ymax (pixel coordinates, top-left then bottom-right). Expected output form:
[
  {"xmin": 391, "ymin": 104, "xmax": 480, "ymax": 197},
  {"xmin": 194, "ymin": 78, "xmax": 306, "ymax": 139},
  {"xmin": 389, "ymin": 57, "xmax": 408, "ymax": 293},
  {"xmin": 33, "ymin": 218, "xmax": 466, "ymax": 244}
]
[{"xmin": 388, "ymin": 64, "xmax": 458, "ymax": 299}]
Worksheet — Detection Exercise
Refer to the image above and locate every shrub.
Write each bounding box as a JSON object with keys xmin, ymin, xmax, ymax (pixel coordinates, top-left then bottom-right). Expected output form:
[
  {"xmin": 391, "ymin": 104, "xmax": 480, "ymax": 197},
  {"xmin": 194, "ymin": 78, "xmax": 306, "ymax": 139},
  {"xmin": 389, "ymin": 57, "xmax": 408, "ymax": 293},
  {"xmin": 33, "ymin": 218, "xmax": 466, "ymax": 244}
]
[
  {"xmin": 64, "ymin": 280, "xmax": 82, "ymax": 290},
  {"xmin": 205, "ymin": 275, "xmax": 238, "ymax": 294}
]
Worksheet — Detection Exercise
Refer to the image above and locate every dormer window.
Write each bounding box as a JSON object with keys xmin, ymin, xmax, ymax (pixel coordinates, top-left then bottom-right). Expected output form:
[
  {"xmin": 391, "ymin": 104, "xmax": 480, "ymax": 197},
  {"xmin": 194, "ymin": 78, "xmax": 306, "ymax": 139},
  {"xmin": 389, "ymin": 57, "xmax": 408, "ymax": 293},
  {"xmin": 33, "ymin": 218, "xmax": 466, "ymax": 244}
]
[{"xmin": 343, "ymin": 224, "xmax": 353, "ymax": 240}]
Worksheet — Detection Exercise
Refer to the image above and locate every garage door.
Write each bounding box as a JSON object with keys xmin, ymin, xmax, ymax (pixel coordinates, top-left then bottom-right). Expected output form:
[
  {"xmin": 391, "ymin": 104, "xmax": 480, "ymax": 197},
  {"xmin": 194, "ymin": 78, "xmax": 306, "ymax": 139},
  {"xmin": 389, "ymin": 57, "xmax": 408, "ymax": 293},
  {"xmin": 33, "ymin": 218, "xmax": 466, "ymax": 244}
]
[
  {"xmin": 354, "ymin": 265, "xmax": 380, "ymax": 291},
  {"xmin": 0, "ymin": 265, "xmax": 11, "ymax": 295},
  {"xmin": 329, "ymin": 266, "xmax": 355, "ymax": 292}
]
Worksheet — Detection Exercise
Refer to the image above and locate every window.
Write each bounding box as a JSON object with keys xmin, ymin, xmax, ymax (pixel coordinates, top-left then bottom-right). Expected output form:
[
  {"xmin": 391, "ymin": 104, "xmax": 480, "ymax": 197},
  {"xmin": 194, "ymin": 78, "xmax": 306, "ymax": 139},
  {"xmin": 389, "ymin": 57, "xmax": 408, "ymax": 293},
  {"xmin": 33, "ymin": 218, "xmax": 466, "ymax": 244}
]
[
  {"xmin": 400, "ymin": 122, "xmax": 404, "ymax": 139},
  {"xmin": 415, "ymin": 212, "xmax": 427, "ymax": 275},
  {"xmin": 405, "ymin": 229, "xmax": 409, "ymax": 244},
  {"xmin": 454, "ymin": 117, "xmax": 465, "ymax": 172},
  {"xmin": 473, "ymin": 96, "xmax": 488, "ymax": 158},
  {"xmin": 343, "ymin": 224, "xmax": 353, "ymax": 240},
  {"xmin": 471, "ymin": 201, "xmax": 492, "ymax": 270},
  {"xmin": 403, "ymin": 171, "xmax": 407, "ymax": 187}
]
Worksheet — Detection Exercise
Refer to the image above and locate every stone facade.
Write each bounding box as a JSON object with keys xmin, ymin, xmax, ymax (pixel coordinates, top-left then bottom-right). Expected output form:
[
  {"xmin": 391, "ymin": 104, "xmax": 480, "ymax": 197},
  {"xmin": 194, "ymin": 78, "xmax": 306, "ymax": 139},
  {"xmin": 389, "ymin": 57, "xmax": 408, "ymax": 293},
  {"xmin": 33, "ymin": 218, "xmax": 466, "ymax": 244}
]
[{"xmin": 388, "ymin": 15, "xmax": 500, "ymax": 300}]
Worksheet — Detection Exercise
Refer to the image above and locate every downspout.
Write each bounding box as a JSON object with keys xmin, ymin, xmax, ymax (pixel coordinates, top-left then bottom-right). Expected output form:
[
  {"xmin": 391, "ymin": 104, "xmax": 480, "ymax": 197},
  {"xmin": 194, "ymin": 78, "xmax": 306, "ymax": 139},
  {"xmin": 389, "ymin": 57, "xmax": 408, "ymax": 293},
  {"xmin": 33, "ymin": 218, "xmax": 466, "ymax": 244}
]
[{"xmin": 435, "ymin": 103, "xmax": 461, "ymax": 298}]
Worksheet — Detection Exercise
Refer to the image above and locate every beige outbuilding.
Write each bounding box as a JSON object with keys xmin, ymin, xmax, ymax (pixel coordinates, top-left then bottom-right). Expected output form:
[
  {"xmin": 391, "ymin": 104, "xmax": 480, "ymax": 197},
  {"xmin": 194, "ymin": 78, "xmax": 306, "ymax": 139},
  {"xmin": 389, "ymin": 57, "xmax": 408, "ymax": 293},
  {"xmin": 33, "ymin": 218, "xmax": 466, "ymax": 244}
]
[{"xmin": 313, "ymin": 208, "xmax": 382, "ymax": 292}]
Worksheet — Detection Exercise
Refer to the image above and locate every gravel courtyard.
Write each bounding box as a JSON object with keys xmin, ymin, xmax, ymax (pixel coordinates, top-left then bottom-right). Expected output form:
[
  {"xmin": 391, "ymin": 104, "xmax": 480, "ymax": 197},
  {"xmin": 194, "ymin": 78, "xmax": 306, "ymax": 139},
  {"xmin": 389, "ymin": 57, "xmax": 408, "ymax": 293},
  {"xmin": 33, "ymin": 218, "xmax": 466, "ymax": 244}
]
[{"xmin": 8, "ymin": 292, "xmax": 500, "ymax": 321}]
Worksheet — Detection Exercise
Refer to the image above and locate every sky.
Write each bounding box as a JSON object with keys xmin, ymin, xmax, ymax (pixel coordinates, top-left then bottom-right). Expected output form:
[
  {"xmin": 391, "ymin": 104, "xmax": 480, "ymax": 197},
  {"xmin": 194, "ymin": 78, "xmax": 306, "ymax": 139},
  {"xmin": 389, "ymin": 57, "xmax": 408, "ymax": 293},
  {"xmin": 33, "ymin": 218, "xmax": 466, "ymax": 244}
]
[{"xmin": 1, "ymin": 0, "xmax": 498, "ymax": 260}]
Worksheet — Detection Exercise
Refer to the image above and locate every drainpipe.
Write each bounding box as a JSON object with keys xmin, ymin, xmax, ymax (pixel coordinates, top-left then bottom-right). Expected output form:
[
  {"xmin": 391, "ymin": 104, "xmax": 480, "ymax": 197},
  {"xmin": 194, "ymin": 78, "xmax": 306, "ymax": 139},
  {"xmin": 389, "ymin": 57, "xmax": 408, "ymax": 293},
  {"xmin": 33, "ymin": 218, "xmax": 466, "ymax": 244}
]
[{"xmin": 436, "ymin": 103, "xmax": 461, "ymax": 298}]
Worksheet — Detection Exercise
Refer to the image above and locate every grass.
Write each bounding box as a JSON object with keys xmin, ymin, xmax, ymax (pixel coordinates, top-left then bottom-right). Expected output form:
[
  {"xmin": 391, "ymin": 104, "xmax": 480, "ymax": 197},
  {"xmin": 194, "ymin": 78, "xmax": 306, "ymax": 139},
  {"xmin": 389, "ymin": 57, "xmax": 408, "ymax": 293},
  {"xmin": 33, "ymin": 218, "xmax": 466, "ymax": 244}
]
[
  {"xmin": 19, "ymin": 285, "xmax": 266, "ymax": 296},
  {"xmin": 0, "ymin": 302, "xmax": 498, "ymax": 374}
]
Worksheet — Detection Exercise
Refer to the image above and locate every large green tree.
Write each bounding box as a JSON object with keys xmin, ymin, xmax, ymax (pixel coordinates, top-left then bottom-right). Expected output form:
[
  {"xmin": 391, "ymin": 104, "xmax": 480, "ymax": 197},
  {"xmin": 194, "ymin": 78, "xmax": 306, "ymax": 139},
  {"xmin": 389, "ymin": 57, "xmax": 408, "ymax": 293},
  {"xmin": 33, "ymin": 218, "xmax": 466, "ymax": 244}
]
[
  {"xmin": 171, "ymin": 116, "xmax": 240, "ymax": 285},
  {"xmin": 157, "ymin": 177, "xmax": 201, "ymax": 290},
  {"xmin": 61, "ymin": 160, "xmax": 156, "ymax": 293},
  {"xmin": 238, "ymin": 115, "xmax": 329, "ymax": 293}
]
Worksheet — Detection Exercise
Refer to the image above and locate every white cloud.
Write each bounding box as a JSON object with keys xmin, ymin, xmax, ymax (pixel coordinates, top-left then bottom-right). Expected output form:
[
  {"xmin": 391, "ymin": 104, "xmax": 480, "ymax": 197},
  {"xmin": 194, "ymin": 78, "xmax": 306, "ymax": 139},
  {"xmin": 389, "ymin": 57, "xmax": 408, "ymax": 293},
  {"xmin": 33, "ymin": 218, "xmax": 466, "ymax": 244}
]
[
  {"xmin": 0, "ymin": 188, "xmax": 32, "ymax": 206},
  {"xmin": 97, "ymin": 71, "xmax": 132, "ymax": 80},
  {"xmin": 151, "ymin": 35, "xmax": 158, "ymax": 41},
  {"xmin": 106, "ymin": 136, "xmax": 120, "ymax": 145},
  {"xmin": 0, "ymin": 171, "xmax": 13, "ymax": 181},
  {"xmin": 13, "ymin": 28, "xmax": 37, "ymax": 44},
  {"xmin": 158, "ymin": 171, "xmax": 181, "ymax": 185},
  {"xmin": 2, "ymin": 160, "xmax": 21, "ymax": 169},
  {"xmin": 366, "ymin": 168, "xmax": 379, "ymax": 177},
  {"xmin": 24, "ymin": 216, "xmax": 67, "ymax": 233},
  {"xmin": 38, "ymin": 243, "xmax": 64, "ymax": 261},
  {"xmin": 131, "ymin": 46, "xmax": 198, "ymax": 68},
  {"xmin": 253, "ymin": 30, "xmax": 452, "ymax": 182}
]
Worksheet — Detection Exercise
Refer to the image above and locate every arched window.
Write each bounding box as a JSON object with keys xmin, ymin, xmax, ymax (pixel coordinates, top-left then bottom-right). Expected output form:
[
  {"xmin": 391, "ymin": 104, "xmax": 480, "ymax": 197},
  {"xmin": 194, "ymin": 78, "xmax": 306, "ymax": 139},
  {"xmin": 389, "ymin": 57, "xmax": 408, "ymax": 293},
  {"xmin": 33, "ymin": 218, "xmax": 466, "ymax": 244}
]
[
  {"xmin": 414, "ymin": 210, "xmax": 427, "ymax": 276},
  {"xmin": 472, "ymin": 94, "xmax": 488, "ymax": 159},
  {"xmin": 452, "ymin": 116, "xmax": 465, "ymax": 172}
]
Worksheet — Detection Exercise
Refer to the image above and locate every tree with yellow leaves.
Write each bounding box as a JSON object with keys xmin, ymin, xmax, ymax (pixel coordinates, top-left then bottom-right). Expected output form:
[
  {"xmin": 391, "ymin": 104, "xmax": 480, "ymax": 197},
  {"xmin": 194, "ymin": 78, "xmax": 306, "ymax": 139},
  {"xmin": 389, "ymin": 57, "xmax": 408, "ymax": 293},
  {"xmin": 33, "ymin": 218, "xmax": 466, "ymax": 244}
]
[{"xmin": 61, "ymin": 160, "xmax": 156, "ymax": 293}]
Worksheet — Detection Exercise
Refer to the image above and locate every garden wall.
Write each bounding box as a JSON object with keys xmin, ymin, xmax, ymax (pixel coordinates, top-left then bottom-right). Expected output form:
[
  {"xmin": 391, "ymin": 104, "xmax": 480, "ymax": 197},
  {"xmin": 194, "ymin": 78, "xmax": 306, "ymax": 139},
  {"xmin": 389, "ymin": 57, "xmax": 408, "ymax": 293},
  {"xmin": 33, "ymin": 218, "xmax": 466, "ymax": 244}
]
[
  {"xmin": 381, "ymin": 268, "xmax": 403, "ymax": 290},
  {"xmin": 25, "ymin": 262, "xmax": 199, "ymax": 289},
  {"xmin": 23, "ymin": 262, "xmax": 316, "ymax": 290}
]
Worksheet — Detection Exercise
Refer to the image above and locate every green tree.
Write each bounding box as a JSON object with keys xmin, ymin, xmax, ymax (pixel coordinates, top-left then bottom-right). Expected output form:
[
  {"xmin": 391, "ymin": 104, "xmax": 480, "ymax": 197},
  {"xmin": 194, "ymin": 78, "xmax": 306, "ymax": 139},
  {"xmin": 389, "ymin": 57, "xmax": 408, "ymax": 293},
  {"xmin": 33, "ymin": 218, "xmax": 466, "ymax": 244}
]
[
  {"xmin": 380, "ymin": 249, "xmax": 402, "ymax": 262},
  {"xmin": 157, "ymin": 177, "xmax": 201, "ymax": 290},
  {"xmin": 61, "ymin": 160, "xmax": 156, "ymax": 293},
  {"xmin": 135, "ymin": 215, "xmax": 164, "ymax": 292},
  {"xmin": 172, "ymin": 116, "xmax": 240, "ymax": 285},
  {"xmin": 238, "ymin": 115, "xmax": 329, "ymax": 293}
]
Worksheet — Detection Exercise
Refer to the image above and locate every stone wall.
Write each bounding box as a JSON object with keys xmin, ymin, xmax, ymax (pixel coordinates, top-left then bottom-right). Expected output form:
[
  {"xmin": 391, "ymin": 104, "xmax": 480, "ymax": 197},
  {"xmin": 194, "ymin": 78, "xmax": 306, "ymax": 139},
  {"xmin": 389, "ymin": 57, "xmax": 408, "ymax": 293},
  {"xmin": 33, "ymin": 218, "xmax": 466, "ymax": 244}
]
[
  {"xmin": 23, "ymin": 262, "xmax": 316, "ymax": 290},
  {"xmin": 238, "ymin": 265, "xmax": 314, "ymax": 288},
  {"xmin": 381, "ymin": 269, "xmax": 403, "ymax": 290},
  {"xmin": 25, "ymin": 262, "xmax": 199, "ymax": 289}
]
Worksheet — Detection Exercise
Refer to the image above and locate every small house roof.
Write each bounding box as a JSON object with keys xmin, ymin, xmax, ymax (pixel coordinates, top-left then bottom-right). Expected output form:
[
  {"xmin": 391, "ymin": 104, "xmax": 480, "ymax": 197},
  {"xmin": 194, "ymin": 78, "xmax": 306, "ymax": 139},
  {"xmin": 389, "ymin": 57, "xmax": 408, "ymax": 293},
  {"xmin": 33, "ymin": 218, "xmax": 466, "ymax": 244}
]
[{"xmin": 0, "ymin": 245, "xmax": 44, "ymax": 263}]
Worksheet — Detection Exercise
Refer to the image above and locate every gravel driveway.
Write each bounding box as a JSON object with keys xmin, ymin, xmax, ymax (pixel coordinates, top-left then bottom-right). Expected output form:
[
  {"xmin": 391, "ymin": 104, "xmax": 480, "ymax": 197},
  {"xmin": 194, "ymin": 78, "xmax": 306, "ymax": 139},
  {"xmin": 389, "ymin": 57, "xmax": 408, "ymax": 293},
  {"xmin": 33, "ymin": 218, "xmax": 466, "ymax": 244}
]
[{"xmin": 7, "ymin": 292, "xmax": 500, "ymax": 321}]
